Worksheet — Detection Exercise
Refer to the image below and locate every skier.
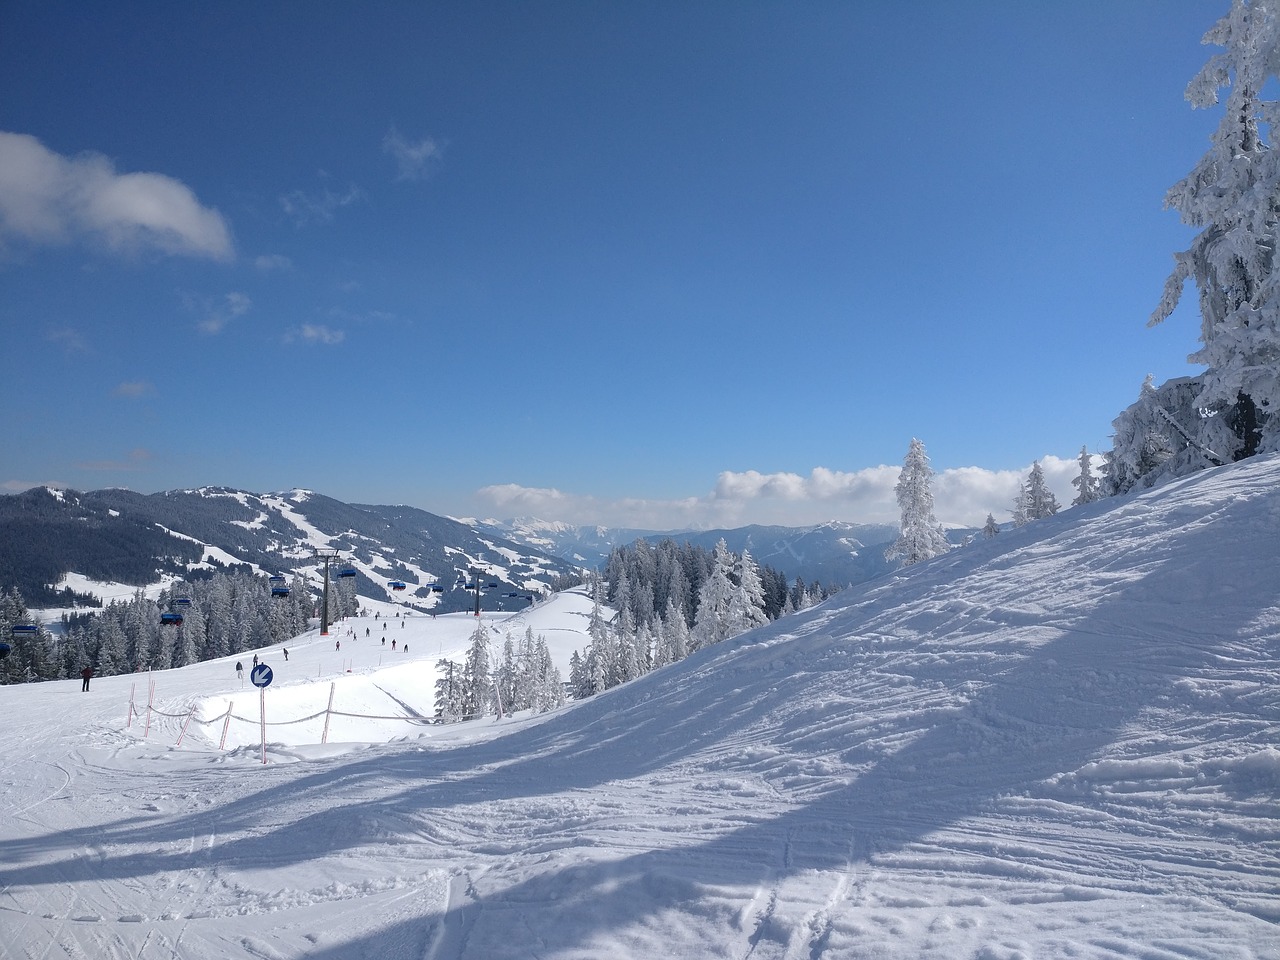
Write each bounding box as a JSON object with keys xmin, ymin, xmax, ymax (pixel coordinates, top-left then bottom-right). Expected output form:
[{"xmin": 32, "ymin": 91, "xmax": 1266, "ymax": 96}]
[
  {"xmin": 366, "ymin": 628, "xmax": 369, "ymax": 637},
  {"xmin": 81, "ymin": 665, "xmax": 93, "ymax": 692},
  {"xmin": 236, "ymin": 661, "xmax": 243, "ymax": 681},
  {"xmin": 283, "ymin": 648, "xmax": 289, "ymax": 661},
  {"xmin": 391, "ymin": 639, "xmax": 396, "ymax": 651},
  {"xmin": 335, "ymin": 640, "xmax": 341, "ymax": 652},
  {"xmin": 253, "ymin": 653, "xmax": 259, "ymax": 667}
]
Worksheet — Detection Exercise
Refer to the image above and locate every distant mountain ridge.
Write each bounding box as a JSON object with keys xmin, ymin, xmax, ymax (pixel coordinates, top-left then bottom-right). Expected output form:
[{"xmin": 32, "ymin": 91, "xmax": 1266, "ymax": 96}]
[
  {"xmin": 0, "ymin": 486, "xmax": 579, "ymax": 611},
  {"xmin": 474, "ymin": 517, "xmax": 933, "ymax": 588},
  {"xmin": 1, "ymin": 485, "xmax": 964, "ymax": 612}
]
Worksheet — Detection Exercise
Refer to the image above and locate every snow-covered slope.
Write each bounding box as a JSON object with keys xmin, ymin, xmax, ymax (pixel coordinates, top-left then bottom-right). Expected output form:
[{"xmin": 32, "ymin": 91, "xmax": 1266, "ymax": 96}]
[{"xmin": 1, "ymin": 456, "xmax": 1277, "ymax": 959}]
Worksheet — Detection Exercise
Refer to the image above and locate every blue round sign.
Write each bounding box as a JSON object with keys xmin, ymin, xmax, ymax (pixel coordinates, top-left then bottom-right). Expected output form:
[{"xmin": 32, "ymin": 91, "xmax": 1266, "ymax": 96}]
[{"xmin": 249, "ymin": 663, "xmax": 273, "ymax": 687}]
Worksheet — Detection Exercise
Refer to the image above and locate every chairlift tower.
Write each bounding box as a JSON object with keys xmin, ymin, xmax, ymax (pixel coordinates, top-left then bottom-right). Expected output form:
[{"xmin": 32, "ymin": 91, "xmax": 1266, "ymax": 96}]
[
  {"xmin": 314, "ymin": 548, "xmax": 343, "ymax": 636},
  {"xmin": 471, "ymin": 566, "xmax": 486, "ymax": 618}
]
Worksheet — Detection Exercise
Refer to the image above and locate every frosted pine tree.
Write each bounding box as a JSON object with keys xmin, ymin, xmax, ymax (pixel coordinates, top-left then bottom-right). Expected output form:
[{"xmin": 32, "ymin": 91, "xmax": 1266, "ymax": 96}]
[
  {"xmin": 728, "ymin": 549, "xmax": 769, "ymax": 635},
  {"xmin": 568, "ymin": 650, "xmax": 588, "ymax": 700},
  {"xmin": 1011, "ymin": 482, "xmax": 1031, "ymax": 527},
  {"xmin": 461, "ymin": 621, "xmax": 492, "ymax": 719},
  {"xmin": 1024, "ymin": 461, "xmax": 1060, "ymax": 520},
  {"xmin": 1142, "ymin": 0, "xmax": 1280, "ymax": 466},
  {"xmin": 1072, "ymin": 446, "xmax": 1102, "ymax": 506},
  {"xmin": 434, "ymin": 659, "xmax": 464, "ymax": 721},
  {"xmin": 692, "ymin": 539, "xmax": 736, "ymax": 648},
  {"xmin": 175, "ymin": 603, "xmax": 203, "ymax": 667},
  {"xmin": 982, "ymin": 513, "xmax": 1000, "ymax": 538},
  {"xmin": 885, "ymin": 438, "xmax": 951, "ymax": 567}
]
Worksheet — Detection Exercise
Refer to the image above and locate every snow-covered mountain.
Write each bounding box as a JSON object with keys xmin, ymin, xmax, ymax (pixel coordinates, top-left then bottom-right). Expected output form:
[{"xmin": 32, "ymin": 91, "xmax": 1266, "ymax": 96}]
[
  {"xmin": 1, "ymin": 454, "xmax": 1277, "ymax": 958},
  {"xmin": 470, "ymin": 516, "xmax": 659, "ymax": 566},
  {"xmin": 0, "ymin": 485, "xmax": 580, "ymax": 612},
  {"xmin": 475, "ymin": 516, "xmax": 911, "ymax": 587}
]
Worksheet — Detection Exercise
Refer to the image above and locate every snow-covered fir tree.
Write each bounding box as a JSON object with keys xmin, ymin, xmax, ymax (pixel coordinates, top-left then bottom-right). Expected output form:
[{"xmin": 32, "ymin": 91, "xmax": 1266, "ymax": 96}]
[
  {"xmin": 727, "ymin": 549, "xmax": 769, "ymax": 635},
  {"xmin": 983, "ymin": 513, "xmax": 1000, "ymax": 538},
  {"xmin": 885, "ymin": 438, "xmax": 951, "ymax": 567},
  {"xmin": 460, "ymin": 620, "xmax": 492, "ymax": 720},
  {"xmin": 1115, "ymin": 0, "xmax": 1280, "ymax": 487},
  {"xmin": 655, "ymin": 596, "xmax": 689, "ymax": 667},
  {"xmin": 691, "ymin": 539, "xmax": 736, "ymax": 648},
  {"xmin": 1072, "ymin": 446, "xmax": 1102, "ymax": 506},
  {"xmin": 433, "ymin": 659, "xmax": 464, "ymax": 722},
  {"xmin": 1024, "ymin": 461, "xmax": 1060, "ymax": 520}
]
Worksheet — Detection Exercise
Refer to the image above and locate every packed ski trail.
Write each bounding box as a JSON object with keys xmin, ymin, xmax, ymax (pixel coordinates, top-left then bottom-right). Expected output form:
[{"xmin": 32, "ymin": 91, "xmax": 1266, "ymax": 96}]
[{"xmin": 1, "ymin": 456, "xmax": 1278, "ymax": 959}]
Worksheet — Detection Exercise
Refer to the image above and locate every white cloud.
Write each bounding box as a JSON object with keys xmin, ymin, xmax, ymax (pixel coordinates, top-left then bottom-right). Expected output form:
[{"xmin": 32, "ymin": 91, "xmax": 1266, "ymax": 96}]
[
  {"xmin": 475, "ymin": 456, "xmax": 1089, "ymax": 531},
  {"xmin": 112, "ymin": 381, "xmax": 153, "ymax": 399},
  {"xmin": 194, "ymin": 291, "xmax": 251, "ymax": 335},
  {"xmin": 254, "ymin": 253, "xmax": 292, "ymax": 271},
  {"xmin": 47, "ymin": 326, "xmax": 89, "ymax": 353},
  {"xmin": 279, "ymin": 183, "xmax": 363, "ymax": 226},
  {"xmin": 286, "ymin": 323, "xmax": 345, "ymax": 345},
  {"xmin": 382, "ymin": 128, "xmax": 443, "ymax": 181},
  {"xmin": 0, "ymin": 131, "xmax": 232, "ymax": 260}
]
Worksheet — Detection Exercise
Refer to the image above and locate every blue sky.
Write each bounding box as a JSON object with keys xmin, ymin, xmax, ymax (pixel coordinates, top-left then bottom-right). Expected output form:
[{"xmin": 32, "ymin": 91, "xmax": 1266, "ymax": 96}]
[{"xmin": 0, "ymin": 1, "xmax": 1229, "ymax": 530}]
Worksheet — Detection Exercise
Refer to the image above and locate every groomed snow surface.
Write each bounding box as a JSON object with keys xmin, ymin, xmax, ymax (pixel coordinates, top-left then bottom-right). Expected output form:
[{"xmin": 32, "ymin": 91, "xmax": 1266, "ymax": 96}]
[{"xmin": 3, "ymin": 456, "xmax": 1279, "ymax": 959}]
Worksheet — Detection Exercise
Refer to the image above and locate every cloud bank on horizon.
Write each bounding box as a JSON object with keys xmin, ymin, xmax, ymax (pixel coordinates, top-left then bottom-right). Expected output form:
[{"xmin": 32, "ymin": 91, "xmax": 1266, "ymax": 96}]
[{"xmin": 476, "ymin": 454, "xmax": 1080, "ymax": 531}]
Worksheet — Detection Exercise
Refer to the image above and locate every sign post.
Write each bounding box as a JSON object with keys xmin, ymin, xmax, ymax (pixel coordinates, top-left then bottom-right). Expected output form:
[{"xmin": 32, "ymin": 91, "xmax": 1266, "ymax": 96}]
[{"xmin": 250, "ymin": 663, "xmax": 273, "ymax": 764}]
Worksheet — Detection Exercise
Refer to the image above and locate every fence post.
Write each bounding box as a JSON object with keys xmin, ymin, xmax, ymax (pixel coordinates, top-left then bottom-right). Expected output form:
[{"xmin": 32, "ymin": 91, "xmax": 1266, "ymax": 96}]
[
  {"xmin": 321, "ymin": 682, "xmax": 336, "ymax": 745},
  {"xmin": 126, "ymin": 682, "xmax": 135, "ymax": 728},
  {"xmin": 259, "ymin": 685, "xmax": 267, "ymax": 765},
  {"xmin": 175, "ymin": 706, "xmax": 196, "ymax": 747},
  {"xmin": 219, "ymin": 702, "xmax": 233, "ymax": 751},
  {"xmin": 143, "ymin": 676, "xmax": 155, "ymax": 739}
]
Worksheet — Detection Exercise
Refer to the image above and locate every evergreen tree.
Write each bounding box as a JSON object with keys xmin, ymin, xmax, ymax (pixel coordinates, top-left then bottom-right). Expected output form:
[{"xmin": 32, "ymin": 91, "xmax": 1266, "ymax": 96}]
[
  {"xmin": 529, "ymin": 635, "xmax": 565, "ymax": 713},
  {"xmin": 982, "ymin": 513, "xmax": 1000, "ymax": 538},
  {"xmin": 1072, "ymin": 446, "xmax": 1102, "ymax": 506},
  {"xmin": 691, "ymin": 539, "xmax": 736, "ymax": 649},
  {"xmin": 728, "ymin": 549, "xmax": 769, "ymax": 635},
  {"xmin": 885, "ymin": 438, "xmax": 951, "ymax": 567},
  {"xmin": 494, "ymin": 632, "xmax": 519, "ymax": 717},
  {"xmin": 1124, "ymin": 0, "xmax": 1280, "ymax": 480},
  {"xmin": 461, "ymin": 620, "xmax": 492, "ymax": 719},
  {"xmin": 655, "ymin": 596, "xmax": 689, "ymax": 667},
  {"xmin": 434, "ymin": 659, "xmax": 464, "ymax": 721},
  {"xmin": 175, "ymin": 602, "xmax": 203, "ymax": 668},
  {"xmin": 568, "ymin": 650, "xmax": 588, "ymax": 700},
  {"xmin": 1024, "ymin": 461, "xmax": 1060, "ymax": 520},
  {"xmin": 97, "ymin": 617, "xmax": 128, "ymax": 676}
]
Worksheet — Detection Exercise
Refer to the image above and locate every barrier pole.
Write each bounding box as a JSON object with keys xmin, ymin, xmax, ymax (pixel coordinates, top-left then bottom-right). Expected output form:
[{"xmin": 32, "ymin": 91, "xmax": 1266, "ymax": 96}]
[
  {"xmin": 321, "ymin": 682, "xmax": 336, "ymax": 744},
  {"xmin": 143, "ymin": 677, "xmax": 155, "ymax": 739},
  {"xmin": 175, "ymin": 706, "xmax": 196, "ymax": 747},
  {"xmin": 219, "ymin": 702, "xmax": 233, "ymax": 750},
  {"xmin": 126, "ymin": 682, "xmax": 135, "ymax": 728},
  {"xmin": 259, "ymin": 686, "xmax": 268, "ymax": 764}
]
